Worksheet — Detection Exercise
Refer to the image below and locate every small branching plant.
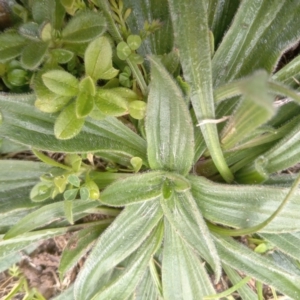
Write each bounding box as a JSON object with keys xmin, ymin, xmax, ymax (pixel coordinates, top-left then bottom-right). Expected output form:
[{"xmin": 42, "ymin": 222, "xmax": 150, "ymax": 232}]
[{"xmin": 1, "ymin": 0, "xmax": 300, "ymax": 299}]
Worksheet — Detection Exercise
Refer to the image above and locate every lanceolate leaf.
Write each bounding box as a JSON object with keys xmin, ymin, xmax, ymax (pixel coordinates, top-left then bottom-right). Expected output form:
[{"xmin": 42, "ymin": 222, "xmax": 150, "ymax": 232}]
[
  {"xmin": 213, "ymin": 234, "xmax": 300, "ymax": 299},
  {"xmin": 162, "ymin": 221, "xmax": 216, "ymax": 300},
  {"xmin": 74, "ymin": 200, "xmax": 163, "ymax": 300},
  {"xmin": 212, "ymin": 1, "xmax": 300, "ymax": 86},
  {"xmin": 62, "ymin": 10, "xmax": 106, "ymax": 43},
  {"xmin": 134, "ymin": 268, "xmax": 159, "ymax": 300},
  {"xmin": 160, "ymin": 191, "xmax": 221, "ymax": 280},
  {"xmin": 0, "ymin": 93, "xmax": 147, "ymax": 163},
  {"xmin": 4, "ymin": 200, "xmax": 99, "ymax": 239},
  {"xmin": 92, "ymin": 222, "xmax": 163, "ymax": 300},
  {"xmin": 260, "ymin": 232, "xmax": 300, "ymax": 262},
  {"xmin": 189, "ymin": 175, "xmax": 300, "ymax": 233},
  {"xmin": 146, "ymin": 56, "xmax": 194, "ymax": 176},
  {"xmin": 101, "ymin": 171, "xmax": 164, "ymax": 206},
  {"xmin": 168, "ymin": 0, "xmax": 233, "ymax": 182},
  {"xmin": 0, "ymin": 160, "xmax": 52, "ymax": 232},
  {"xmin": 59, "ymin": 222, "xmax": 111, "ymax": 278}
]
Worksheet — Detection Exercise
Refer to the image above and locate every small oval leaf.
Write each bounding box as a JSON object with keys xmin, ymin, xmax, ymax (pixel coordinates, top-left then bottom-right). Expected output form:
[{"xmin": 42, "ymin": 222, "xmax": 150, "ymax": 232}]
[
  {"xmin": 54, "ymin": 102, "xmax": 85, "ymax": 140},
  {"xmin": 42, "ymin": 70, "xmax": 79, "ymax": 96}
]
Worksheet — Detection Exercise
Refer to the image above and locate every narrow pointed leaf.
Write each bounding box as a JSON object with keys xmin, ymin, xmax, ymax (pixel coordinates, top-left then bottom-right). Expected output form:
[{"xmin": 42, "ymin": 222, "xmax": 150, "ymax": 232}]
[
  {"xmin": 84, "ymin": 36, "xmax": 116, "ymax": 81},
  {"xmin": 62, "ymin": 10, "xmax": 106, "ymax": 43},
  {"xmin": 146, "ymin": 56, "xmax": 194, "ymax": 176},
  {"xmin": 168, "ymin": 0, "xmax": 233, "ymax": 182},
  {"xmin": 21, "ymin": 41, "xmax": 49, "ymax": 70},
  {"xmin": 0, "ymin": 227, "xmax": 74, "ymax": 260},
  {"xmin": 0, "ymin": 93, "xmax": 147, "ymax": 163},
  {"xmin": 74, "ymin": 200, "xmax": 163, "ymax": 300},
  {"xmin": 134, "ymin": 268, "xmax": 159, "ymax": 300},
  {"xmin": 212, "ymin": 1, "xmax": 300, "ymax": 86},
  {"xmin": 189, "ymin": 175, "xmax": 300, "ymax": 233},
  {"xmin": 4, "ymin": 200, "xmax": 99, "ymax": 239},
  {"xmin": 0, "ymin": 33, "xmax": 26, "ymax": 62},
  {"xmin": 92, "ymin": 222, "xmax": 163, "ymax": 300},
  {"xmin": 260, "ymin": 232, "xmax": 300, "ymax": 262},
  {"xmin": 223, "ymin": 264, "xmax": 257, "ymax": 300},
  {"xmin": 59, "ymin": 222, "xmax": 110, "ymax": 278},
  {"xmin": 221, "ymin": 71, "xmax": 275, "ymax": 149},
  {"xmin": 161, "ymin": 191, "xmax": 221, "ymax": 280},
  {"xmin": 0, "ymin": 160, "xmax": 52, "ymax": 231},
  {"xmin": 54, "ymin": 102, "xmax": 85, "ymax": 140},
  {"xmin": 101, "ymin": 171, "xmax": 164, "ymax": 206},
  {"xmin": 162, "ymin": 221, "xmax": 216, "ymax": 300},
  {"xmin": 213, "ymin": 234, "xmax": 300, "ymax": 299},
  {"xmin": 42, "ymin": 70, "xmax": 79, "ymax": 97}
]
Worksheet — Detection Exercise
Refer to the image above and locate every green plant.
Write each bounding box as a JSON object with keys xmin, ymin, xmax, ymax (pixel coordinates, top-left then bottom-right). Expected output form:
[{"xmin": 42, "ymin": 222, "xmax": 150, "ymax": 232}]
[{"xmin": 2, "ymin": 0, "xmax": 300, "ymax": 299}]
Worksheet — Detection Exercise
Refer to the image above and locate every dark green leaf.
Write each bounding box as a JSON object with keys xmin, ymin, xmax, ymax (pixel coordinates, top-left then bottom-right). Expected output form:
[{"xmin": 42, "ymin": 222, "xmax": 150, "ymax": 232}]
[
  {"xmin": 18, "ymin": 22, "xmax": 40, "ymax": 41},
  {"xmin": 20, "ymin": 41, "xmax": 49, "ymax": 70},
  {"xmin": 146, "ymin": 56, "xmax": 194, "ymax": 176},
  {"xmin": 0, "ymin": 33, "xmax": 26, "ymax": 63},
  {"xmin": 62, "ymin": 10, "xmax": 106, "ymax": 43}
]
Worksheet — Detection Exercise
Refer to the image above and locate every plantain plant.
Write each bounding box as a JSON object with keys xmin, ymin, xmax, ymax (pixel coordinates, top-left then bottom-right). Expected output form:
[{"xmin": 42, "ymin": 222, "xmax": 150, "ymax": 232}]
[{"xmin": 2, "ymin": 0, "xmax": 300, "ymax": 299}]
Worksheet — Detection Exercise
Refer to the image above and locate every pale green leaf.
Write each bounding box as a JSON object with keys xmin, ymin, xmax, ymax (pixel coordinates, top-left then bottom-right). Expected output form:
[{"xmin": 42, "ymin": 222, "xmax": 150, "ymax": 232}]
[
  {"xmin": 223, "ymin": 264, "xmax": 257, "ymax": 300},
  {"xmin": 54, "ymin": 102, "xmax": 85, "ymax": 140},
  {"xmin": 92, "ymin": 222, "xmax": 163, "ymax": 300},
  {"xmin": 30, "ymin": 181, "xmax": 53, "ymax": 202},
  {"xmin": 4, "ymin": 200, "xmax": 99, "ymax": 239},
  {"xmin": 0, "ymin": 33, "xmax": 26, "ymax": 63},
  {"xmin": 128, "ymin": 100, "xmax": 146, "ymax": 119},
  {"xmin": 134, "ymin": 268, "xmax": 159, "ymax": 300},
  {"xmin": 100, "ymin": 171, "xmax": 164, "ymax": 206},
  {"xmin": 42, "ymin": 70, "xmax": 79, "ymax": 97},
  {"xmin": 260, "ymin": 232, "xmax": 300, "ymax": 262},
  {"xmin": 0, "ymin": 93, "xmax": 147, "ymax": 163},
  {"xmin": 74, "ymin": 201, "xmax": 163, "ymax": 300},
  {"xmin": 168, "ymin": 0, "xmax": 233, "ymax": 182},
  {"xmin": 127, "ymin": 35, "xmax": 142, "ymax": 51},
  {"xmin": 162, "ymin": 221, "xmax": 216, "ymax": 300},
  {"xmin": 214, "ymin": 234, "xmax": 300, "ymax": 299},
  {"xmin": 0, "ymin": 227, "xmax": 72, "ymax": 260},
  {"xmin": 94, "ymin": 89, "xmax": 128, "ymax": 116},
  {"xmin": 64, "ymin": 199, "xmax": 74, "ymax": 223},
  {"xmin": 160, "ymin": 191, "xmax": 221, "ymax": 280},
  {"xmin": 59, "ymin": 222, "xmax": 110, "ymax": 278},
  {"xmin": 76, "ymin": 77, "xmax": 95, "ymax": 118},
  {"xmin": 212, "ymin": 1, "xmax": 300, "ymax": 86},
  {"xmin": 84, "ymin": 36, "xmax": 115, "ymax": 81},
  {"xmin": 62, "ymin": 10, "xmax": 106, "ymax": 43},
  {"xmin": 189, "ymin": 175, "xmax": 300, "ymax": 233},
  {"xmin": 146, "ymin": 56, "xmax": 194, "ymax": 176},
  {"xmin": 21, "ymin": 41, "xmax": 49, "ymax": 70}
]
